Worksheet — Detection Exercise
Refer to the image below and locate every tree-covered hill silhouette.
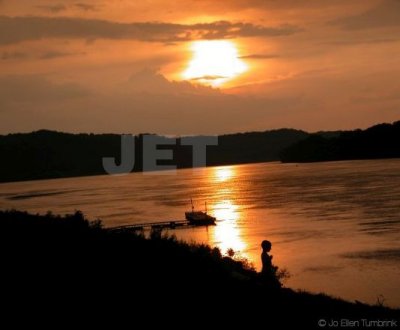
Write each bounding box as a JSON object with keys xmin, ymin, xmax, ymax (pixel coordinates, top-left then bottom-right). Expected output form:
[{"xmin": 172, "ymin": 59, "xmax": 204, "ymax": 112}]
[
  {"xmin": 0, "ymin": 129, "xmax": 307, "ymax": 182},
  {"xmin": 280, "ymin": 121, "xmax": 400, "ymax": 163},
  {"xmin": 1, "ymin": 121, "xmax": 399, "ymax": 183}
]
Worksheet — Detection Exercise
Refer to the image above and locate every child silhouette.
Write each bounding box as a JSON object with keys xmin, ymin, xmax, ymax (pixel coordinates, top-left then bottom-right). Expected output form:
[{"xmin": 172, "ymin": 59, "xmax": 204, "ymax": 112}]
[
  {"xmin": 261, "ymin": 240, "xmax": 273, "ymax": 276},
  {"xmin": 260, "ymin": 239, "xmax": 281, "ymax": 288}
]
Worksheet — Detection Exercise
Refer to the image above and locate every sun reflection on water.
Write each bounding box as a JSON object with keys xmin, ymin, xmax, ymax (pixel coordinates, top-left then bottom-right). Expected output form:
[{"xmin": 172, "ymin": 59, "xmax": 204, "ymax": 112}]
[
  {"xmin": 211, "ymin": 200, "xmax": 247, "ymax": 254},
  {"xmin": 213, "ymin": 199, "xmax": 239, "ymax": 221},
  {"xmin": 208, "ymin": 166, "xmax": 247, "ymax": 255},
  {"xmin": 214, "ymin": 166, "xmax": 234, "ymax": 182}
]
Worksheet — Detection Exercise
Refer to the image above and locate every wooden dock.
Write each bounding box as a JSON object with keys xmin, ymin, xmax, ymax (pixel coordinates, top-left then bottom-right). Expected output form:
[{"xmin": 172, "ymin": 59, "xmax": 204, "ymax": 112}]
[{"xmin": 108, "ymin": 219, "xmax": 214, "ymax": 232}]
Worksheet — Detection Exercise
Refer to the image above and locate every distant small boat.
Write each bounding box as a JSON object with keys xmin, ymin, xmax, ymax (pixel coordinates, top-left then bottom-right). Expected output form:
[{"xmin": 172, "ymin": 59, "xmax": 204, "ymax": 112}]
[{"xmin": 185, "ymin": 199, "xmax": 216, "ymax": 226}]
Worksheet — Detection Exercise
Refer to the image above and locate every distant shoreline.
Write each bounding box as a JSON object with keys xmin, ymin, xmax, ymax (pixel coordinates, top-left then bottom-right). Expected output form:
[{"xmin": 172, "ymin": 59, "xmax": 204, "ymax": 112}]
[
  {"xmin": 1, "ymin": 120, "xmax": 398, "ymax": 183},
  {"xmin": 281, "ymin": 121, "xmax": 400, "ymax": 163}
]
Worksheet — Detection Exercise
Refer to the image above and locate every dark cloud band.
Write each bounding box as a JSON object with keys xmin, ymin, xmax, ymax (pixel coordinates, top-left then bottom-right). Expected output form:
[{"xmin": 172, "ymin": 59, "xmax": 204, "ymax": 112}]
[{"xmin": 0, "ymin": 16, "xmax": 300, "ymax": 45}]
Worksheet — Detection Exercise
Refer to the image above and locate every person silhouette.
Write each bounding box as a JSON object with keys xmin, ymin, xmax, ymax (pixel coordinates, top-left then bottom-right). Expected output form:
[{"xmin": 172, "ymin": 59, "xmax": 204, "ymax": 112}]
[
  {"xmin": 261, "ymin": 240, "xmax": 273, "ymax": 276},
  {"xmin": 260, "ymin": 240, "xmax": 282, "ymax": 289}
]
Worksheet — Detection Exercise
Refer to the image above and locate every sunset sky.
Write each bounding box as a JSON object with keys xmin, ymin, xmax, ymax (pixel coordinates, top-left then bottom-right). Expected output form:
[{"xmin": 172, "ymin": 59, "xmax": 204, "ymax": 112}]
[{"xmin": 1, "ymin": 0, "xmax": 400, "ymax": 135}]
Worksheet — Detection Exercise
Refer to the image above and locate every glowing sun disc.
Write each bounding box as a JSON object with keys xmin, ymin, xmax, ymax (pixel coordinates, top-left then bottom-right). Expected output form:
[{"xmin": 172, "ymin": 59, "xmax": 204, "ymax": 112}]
[{"xmin": 182, "ymin": 40, "xmax": 247, "ymax": 86}]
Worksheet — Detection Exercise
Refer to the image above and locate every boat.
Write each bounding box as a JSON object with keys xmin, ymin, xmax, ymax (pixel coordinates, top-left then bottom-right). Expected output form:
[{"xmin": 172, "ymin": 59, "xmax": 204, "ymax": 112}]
[{"xmin": 185, "ymin": 199, "xmax": 216, "ymax": 226}]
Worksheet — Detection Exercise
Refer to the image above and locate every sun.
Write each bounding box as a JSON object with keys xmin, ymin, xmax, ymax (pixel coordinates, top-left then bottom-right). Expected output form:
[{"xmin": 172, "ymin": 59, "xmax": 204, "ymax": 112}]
[{"xmin": 182, "ymin": 40, "xmax": 248, "ymax": 87}]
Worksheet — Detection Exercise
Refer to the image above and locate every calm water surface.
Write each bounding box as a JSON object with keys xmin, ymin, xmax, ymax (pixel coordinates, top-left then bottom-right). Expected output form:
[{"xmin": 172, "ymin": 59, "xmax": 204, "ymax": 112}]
[{"xmin": 1, "ymin": 159, "xmax": 400, "ymax": 307}]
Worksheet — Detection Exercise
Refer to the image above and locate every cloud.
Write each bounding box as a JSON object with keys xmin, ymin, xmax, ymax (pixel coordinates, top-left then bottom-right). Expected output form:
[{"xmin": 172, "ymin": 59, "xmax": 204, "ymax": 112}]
[
  {"xmin": 176, "ymin": 0, "xmax": 349, "ymax": 11},
  {"xmin": 36, "ymin": 4, "xmax": 67, "ymax": 13},
  {"xmin": 0, "ymin": 16, "xmax": 300, "ymax": 45},
  {"xmin": 126, "ymin": 69, "xmax": 219, "ymax": 95},
  {"xmin": 189, "ymin": 75, "xmax": 227, "ymax": 81},
  {"xmin": 332, "ymin": 0, "xmax": 400, "ymax": 30},
  {"xmin": 35, "ymin": 3, "xmax": 98, "ymax": 13},
  {"xmin": 1, "ymin": 50, "xmax": 83, "ymax": 60},
  {"xmin": 320, "ymin": 38, "xmax": 399, "ymax": 46},
  {"xmin": 239, "ymin": 54, "xmax": 279, "ymax": 59},
  {"xmin": 1, "ymin": 69, "xmax": 399, "ymax": 135},
  {"xmin": 0, "ymin": 71, "xmax": 305, "ymax": 134},
  {"xmin": 1, "ymin": 51, "xmax": 27, "ymax": 60},
  {"xmin": 74, "ymin": 3, "xmax": 98, "ymax": 11},
  {"xmin": 39, "ymin": 50, "xmax": 83, "ymax": 59},
  {"xmin": 0, "ymin": 75, "xmax": 89, "ymax": 105}
]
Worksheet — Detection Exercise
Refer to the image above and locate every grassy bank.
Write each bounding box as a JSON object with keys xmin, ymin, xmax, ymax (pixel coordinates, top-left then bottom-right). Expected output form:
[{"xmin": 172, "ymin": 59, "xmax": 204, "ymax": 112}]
[{"xmin": 1, "ymin": 210, "xmax": 398, "ymax": 328}]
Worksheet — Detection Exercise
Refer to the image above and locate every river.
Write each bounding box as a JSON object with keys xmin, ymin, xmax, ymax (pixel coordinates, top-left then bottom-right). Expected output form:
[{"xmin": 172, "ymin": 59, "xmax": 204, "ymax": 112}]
[{"xmin": 1, "ymin": 159, "xmax": 400, "ymax": 307}]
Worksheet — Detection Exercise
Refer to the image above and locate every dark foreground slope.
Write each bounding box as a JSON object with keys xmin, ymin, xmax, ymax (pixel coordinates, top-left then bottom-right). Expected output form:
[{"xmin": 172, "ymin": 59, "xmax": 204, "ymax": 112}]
[
  {"xmin": 280, "ymin": 121, "xmax": 400, "ymax": 163},
  {"xmin": 1, "ymin": 210, "xmax": 398, "ymax": 328}
]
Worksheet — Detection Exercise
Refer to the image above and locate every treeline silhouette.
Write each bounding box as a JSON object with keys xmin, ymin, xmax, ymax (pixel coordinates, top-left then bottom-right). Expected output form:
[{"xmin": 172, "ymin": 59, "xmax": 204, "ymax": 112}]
[
  {"xmin": 280, "ymin": 121, "xmax": 400, "ymax": 163},
  {"xmin": 1, "ymin": 121, "xmax": 398, "ymax": 183},
  {"xmin": 1, "ymin": 209, "xmax": 398, "ymax": 327},
  {"xmin": 0, "ymin": 129, "xmax": 307, "ymax": 182}
]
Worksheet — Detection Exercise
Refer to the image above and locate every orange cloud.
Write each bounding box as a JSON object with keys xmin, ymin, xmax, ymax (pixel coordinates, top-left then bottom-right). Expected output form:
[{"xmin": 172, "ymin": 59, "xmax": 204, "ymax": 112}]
[{"xmin": 0, "ymin": 16, "xmax": 300, "ymax": 45}]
